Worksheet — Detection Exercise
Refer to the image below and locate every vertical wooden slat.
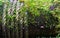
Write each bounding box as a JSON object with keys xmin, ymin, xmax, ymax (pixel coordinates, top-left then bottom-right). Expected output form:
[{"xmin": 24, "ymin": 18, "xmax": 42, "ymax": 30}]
[
  {"xmin": 2, "ymin": 2, "xmax": 7, "ymax": 38},
  {"xmin": 16, "ymin": 0, "xmax": 20, "ymax": 38},
  {"xmin": 24, "ymin": 12, "xmax": 28, "ymax": 38},
  {"xmin": 19, "ymin": 2, "xmax": 24, "ymax": 38},
  {"xmin": 7, "ymin": 1, "xmax": 13, "ymax": 38},
  {"xmin": 7, "ymin": 3, "xmax": 11, "ymax": 38},
  {"xmin": 9, "ymin": 0, "xmax": 17, "ymax": 38},
  {"xmin": 20, "ymin": 14, "xmax": 23, "ymax": 38},
  {"xmin": 10, "ymin": 3, "xmax": 14, "ymax": 38}
]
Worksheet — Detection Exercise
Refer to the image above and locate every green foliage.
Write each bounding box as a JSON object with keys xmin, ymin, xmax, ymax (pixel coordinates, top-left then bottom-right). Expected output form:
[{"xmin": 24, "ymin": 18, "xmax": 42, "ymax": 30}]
[
  {"xmin": 24, "ymin": 0, "xmax": 52, "ymax": 16},
  {"xmin": 0, "ymin": 1, "xmax": 3, "ymax": 23},
  {"xmin": 0, "ymin": 1, "xmax": 3, "ymax": 14},
  {"xmin": 6, "ymin": 14, "xmax": 16, "ymax": 21}
]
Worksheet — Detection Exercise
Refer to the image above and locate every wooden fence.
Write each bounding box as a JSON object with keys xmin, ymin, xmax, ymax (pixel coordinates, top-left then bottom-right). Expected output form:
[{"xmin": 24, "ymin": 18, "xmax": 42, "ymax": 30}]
[{"xmin": 1, "ymin": 0, "xmax": 28, "ymax": 38}]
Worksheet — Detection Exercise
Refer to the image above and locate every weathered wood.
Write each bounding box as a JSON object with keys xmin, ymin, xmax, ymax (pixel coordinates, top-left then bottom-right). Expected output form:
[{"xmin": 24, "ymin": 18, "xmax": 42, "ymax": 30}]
[{"xmin": 2, "ymin": 3, "xmax": 7, "ymax": 38}]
